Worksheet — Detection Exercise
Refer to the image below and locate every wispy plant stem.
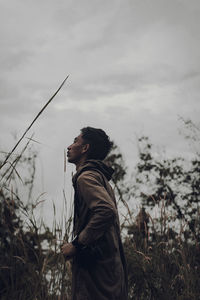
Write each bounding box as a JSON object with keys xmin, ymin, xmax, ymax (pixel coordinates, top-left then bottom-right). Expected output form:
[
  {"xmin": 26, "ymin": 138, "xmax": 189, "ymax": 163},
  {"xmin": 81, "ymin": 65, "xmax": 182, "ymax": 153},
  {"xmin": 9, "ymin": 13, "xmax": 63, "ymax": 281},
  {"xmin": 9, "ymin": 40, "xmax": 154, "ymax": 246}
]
[{"xmin": 0, "ymin": 75, "xmax": 69, "ymax": 170}]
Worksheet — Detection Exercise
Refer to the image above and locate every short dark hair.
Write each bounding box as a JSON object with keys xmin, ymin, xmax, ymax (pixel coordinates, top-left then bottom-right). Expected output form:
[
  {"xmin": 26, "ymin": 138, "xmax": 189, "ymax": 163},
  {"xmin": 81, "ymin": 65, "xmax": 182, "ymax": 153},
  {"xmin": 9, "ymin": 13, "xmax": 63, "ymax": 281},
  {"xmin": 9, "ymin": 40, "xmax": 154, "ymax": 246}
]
[{"xmin": 81, "ymin": 127, "xmax": 113, "ymax": 160}]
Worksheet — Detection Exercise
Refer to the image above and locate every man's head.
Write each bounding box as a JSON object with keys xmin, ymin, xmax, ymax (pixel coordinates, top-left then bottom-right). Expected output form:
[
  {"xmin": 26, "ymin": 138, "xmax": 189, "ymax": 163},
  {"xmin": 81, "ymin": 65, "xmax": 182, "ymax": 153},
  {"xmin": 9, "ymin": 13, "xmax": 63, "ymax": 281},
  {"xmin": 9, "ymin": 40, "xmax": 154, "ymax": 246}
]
[{"xmin": 67, "ymin": 127, "xmax": 112, "ymax": 167}]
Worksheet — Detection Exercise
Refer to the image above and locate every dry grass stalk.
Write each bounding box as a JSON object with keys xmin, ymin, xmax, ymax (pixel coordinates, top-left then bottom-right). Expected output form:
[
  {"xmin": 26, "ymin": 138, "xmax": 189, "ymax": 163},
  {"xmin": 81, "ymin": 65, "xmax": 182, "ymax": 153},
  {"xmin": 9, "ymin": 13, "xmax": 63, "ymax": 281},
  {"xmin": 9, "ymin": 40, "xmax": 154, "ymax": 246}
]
[
  {"xmin": 0, "ymin": 75, "xmax": 69, "ymax": 170},
  {"xmin": 1, "ymin": 132, "xmax": 34, "ymax": 183}
]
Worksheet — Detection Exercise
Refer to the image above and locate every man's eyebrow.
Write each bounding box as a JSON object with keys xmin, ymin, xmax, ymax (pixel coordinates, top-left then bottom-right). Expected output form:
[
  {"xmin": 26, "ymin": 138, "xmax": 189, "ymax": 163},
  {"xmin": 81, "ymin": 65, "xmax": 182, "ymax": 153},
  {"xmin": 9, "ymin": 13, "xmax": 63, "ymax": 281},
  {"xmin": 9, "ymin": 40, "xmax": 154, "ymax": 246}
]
[{"xmin": 74, "ymin": 137, "xmax": 77, "ymax": 142}]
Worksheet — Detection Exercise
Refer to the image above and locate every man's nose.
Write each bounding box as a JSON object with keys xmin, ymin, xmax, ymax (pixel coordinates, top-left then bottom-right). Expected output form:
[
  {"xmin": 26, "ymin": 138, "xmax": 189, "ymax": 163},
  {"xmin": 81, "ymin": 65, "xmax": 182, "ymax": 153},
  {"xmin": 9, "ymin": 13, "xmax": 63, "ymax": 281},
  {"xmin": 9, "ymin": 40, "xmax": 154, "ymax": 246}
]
[{"xmin": 67, "ymin": 145, "xmax": 71, "ymax": 150}]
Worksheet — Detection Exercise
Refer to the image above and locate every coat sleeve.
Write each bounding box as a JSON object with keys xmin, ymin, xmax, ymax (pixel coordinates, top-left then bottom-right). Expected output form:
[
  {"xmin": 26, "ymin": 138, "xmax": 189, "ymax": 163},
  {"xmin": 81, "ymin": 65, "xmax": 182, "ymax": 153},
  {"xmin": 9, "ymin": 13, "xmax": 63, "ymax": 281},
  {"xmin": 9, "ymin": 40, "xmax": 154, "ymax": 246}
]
[{"xmin": 77, "ymin": 171, "xmax": 117, "ymax": 246}]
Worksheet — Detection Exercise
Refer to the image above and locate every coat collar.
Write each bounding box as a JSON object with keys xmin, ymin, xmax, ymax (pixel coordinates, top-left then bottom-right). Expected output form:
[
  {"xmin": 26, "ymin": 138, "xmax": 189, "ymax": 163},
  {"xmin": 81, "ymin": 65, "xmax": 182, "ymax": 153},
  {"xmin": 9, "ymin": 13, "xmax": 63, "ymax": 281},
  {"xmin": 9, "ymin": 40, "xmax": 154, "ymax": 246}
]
[{"xmin": 72, "ymin": 159, "xmax": 114, "ymax": 186}]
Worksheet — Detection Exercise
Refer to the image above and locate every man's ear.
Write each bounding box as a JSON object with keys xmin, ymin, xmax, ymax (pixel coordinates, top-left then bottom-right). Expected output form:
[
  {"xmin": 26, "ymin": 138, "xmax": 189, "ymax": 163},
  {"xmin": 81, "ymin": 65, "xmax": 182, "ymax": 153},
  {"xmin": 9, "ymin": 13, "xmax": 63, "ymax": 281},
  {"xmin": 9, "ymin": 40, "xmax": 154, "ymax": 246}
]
[{"xmin": 82, "ymin": 143, "xmax": 90, "ymax": 154}]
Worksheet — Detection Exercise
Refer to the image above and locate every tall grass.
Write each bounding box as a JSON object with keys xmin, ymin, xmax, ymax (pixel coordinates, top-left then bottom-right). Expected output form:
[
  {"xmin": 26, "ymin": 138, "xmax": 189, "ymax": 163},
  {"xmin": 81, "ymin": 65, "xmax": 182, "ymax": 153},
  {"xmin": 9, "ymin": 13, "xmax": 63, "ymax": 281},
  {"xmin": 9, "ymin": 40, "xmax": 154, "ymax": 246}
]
[
  {"xmin": 0, "ymin": 181, "xmax": 73, "ymax": 300},
  {"xmin": 1, "ymin": 174, "xmax": 199, "ymax": 299},
  {"xmin": 124, "ymin": 201, "xmax": 200, "ymax": 300}
]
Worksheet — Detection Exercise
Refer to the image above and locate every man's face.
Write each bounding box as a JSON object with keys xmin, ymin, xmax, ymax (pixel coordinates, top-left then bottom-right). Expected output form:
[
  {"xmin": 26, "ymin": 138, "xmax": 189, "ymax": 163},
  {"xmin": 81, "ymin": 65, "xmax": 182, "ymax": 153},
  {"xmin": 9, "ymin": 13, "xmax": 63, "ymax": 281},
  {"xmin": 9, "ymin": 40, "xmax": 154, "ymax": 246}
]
[{"xmin": 67, "ymin": 134, "xmax": 87, "ymax": 164}]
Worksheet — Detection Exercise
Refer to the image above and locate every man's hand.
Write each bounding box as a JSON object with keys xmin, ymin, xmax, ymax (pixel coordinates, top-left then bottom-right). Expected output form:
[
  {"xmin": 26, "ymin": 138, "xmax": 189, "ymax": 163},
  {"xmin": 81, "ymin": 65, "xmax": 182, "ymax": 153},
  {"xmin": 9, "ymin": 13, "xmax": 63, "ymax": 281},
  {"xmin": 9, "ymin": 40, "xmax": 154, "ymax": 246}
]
[{"xmin": 61, "ymin": 242, "xmax": 76, "ymax": 260}]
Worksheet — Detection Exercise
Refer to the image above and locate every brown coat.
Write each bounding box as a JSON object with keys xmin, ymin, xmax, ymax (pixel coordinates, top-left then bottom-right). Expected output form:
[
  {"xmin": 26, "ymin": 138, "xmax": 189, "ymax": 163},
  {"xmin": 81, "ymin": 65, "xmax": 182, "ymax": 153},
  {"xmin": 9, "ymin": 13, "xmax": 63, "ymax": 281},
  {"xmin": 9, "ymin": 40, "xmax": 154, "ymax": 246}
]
[{"xmin": 71, "ymin": 160, "xmax": 128, "ymax": 300}]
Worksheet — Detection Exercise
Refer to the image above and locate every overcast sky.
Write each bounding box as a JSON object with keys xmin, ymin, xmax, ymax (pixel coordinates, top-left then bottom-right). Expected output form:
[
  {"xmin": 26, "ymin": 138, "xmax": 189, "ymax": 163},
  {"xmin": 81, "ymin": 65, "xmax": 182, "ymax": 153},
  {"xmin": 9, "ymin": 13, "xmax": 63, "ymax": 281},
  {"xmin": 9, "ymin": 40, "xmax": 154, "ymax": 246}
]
[{"xmin": 1, "ymin": 0, "xmax": 200, "ymax": 223}]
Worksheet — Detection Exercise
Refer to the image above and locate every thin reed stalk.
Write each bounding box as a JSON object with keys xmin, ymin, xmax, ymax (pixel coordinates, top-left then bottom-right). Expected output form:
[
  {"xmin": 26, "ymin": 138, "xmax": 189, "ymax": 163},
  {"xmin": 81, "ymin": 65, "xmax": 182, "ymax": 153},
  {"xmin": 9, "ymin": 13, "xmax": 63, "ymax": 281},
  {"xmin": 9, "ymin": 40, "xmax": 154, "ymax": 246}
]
[{"xmin": 0, "ymin": 75, "xmax": 69, "ymax": 170}]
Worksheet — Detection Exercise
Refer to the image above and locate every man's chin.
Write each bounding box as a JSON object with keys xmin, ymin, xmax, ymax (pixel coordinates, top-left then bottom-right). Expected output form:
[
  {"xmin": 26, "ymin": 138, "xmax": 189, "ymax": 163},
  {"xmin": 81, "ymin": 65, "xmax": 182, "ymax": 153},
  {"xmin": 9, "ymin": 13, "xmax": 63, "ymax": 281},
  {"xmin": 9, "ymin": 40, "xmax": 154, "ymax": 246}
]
[{"xmin": 67, "ymin": 157, "xmax": 75, "ymax": 164}]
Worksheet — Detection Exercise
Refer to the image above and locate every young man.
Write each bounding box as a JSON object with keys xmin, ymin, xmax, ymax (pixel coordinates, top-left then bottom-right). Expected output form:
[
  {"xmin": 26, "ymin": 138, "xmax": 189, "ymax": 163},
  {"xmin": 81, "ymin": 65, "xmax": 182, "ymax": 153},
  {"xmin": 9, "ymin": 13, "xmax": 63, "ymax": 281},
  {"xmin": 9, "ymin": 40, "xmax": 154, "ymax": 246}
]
[{"xmin": 61, "ymin": 127, "xmax": 128, "ymax": 300}]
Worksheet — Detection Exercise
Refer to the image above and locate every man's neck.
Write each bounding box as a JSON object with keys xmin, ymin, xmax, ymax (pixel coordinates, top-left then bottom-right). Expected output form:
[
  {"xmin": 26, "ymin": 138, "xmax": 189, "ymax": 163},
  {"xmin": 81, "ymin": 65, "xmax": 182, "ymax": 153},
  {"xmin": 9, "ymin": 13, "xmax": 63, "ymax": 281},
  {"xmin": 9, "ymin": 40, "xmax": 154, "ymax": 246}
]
[{"xmin": 75, "ymin": 157, "xmax": 87, "ymax": 170}]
